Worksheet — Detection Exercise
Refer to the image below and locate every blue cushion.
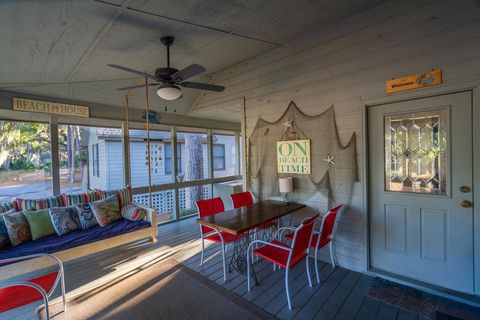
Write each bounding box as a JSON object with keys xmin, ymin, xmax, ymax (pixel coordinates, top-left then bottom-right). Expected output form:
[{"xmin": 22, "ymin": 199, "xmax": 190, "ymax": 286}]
[
  {"xmin": 76, "ymin": 203, "xmax": 98, "ymax": 230},
  {"xmin": 0, "ymin": 219, "xmax": 150, "ymax": 260},
  {"xmin": 49, "ymin": 206, "xmax": 81, "ymax": 236}
]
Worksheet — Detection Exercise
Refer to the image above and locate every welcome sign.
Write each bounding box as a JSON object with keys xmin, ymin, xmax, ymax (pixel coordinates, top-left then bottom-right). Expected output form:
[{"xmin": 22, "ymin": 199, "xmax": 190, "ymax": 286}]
[
  {"xmin": 386, "ymin": 70, "xmax": 442, "ymax": 94},
  {"xmin": 277, "ymin": 139, "xmax": 311, "ymax": 174}
]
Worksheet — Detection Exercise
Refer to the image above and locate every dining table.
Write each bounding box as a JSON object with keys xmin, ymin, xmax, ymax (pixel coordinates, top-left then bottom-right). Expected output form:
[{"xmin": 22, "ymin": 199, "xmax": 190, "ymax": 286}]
[{"xmin": 196, "ymin": 200, "xmax": 305, "ymax": 282}]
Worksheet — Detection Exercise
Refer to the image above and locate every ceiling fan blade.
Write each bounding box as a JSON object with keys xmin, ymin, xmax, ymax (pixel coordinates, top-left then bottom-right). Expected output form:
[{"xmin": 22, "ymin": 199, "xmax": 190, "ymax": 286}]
[
  {"xmin": 172, "ymin": 64, "xmax": 206, "ymax": 81},
  {"xmin": 180, "ymin": 81, "xmax": 225, "ymax": 92},
  {"xmin": 108, "ymin": 64, "xmax": 156, "ymax": 81},
  {"xmin": 116, "ymin": 83, "xmax": 160, "ymax": 91}
]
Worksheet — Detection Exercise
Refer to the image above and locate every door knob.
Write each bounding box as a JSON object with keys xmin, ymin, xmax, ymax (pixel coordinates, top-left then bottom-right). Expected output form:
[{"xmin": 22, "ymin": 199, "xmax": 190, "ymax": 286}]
[{"xmin": 460, "ymin": 200, "xmax": 473, "ymax": 208}]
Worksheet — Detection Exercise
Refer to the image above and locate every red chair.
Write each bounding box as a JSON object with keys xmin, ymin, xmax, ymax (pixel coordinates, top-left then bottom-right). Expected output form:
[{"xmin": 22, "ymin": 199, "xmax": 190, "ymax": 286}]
[
  {"xmin": 0, "ymin": 254, "xmax": 66, "ymax": 320},
  {"xmin": 284, "ymin": 204, "xmax": 343, "ymax": 283},
  {"xmin": 230, "ymin": 191, "xmax": 276, "ymax": 231},
  {"xmin": 196, "ymin": 197, "xmax": 245, "ymax": 282},
  {"xmin": 247, "ymin": 214, "xmax": 319, "ymax": 310}
]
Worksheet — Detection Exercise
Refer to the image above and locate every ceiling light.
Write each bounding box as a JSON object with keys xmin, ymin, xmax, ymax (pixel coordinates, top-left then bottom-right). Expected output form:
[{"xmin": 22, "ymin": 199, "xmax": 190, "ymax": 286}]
[{"xmin": 157, "ymin": 84, "xmax": 182, "ymax": 100}]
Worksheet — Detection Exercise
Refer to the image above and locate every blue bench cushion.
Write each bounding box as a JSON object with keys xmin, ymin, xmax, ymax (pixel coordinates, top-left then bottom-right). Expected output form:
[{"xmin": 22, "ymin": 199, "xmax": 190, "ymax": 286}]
[{"xmin": 0, "ymin": 218, "xmax": 150, "ymax": 260}]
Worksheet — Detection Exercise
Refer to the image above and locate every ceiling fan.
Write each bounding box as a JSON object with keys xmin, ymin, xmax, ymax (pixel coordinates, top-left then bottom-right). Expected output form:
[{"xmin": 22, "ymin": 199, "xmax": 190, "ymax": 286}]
[{"xmin": 108, "ymin": 36, "xmax": 225, "ymax": 100}]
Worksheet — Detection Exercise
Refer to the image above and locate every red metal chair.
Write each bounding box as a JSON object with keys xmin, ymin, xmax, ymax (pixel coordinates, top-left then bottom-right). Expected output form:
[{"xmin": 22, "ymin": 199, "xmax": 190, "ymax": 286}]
[
  {"xmin": 230, "ymin": 191, "xmax": 276, "ymax": 230},
  {"xmin": 284, "ymin": 204, "xmax": 343, "ymax": 283},
  {"xmin": 0, "ymin": 254, "xmax": 66, "ymax": 320},
  {"xmin": 196, "ymin": 197, "xmax": 245, "ymax": 282},
  {"xmin": 247, "ymin": 214, "xmax": 319, "ymax": 310}
]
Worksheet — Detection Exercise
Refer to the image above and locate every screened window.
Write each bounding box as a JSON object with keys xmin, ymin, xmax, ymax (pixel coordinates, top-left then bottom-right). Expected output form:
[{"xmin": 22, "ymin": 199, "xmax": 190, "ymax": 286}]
[
  {"xmin": 213, "ymin": 144, "xmax": 226, "ymax": 171},
  {"xmin": 0, "ymin": 120, "xmax": 52, "ymax": 202},
  {"xmin": 165, "ymin": 143, "xmax": 182, "ymax": 174}
]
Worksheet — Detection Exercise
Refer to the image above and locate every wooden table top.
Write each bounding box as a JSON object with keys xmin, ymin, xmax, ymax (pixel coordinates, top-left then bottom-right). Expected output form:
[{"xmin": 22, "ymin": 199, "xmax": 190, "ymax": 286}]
[{"xmin": 196, "ymin": 200, "xmax": 305, "ymax": 235}]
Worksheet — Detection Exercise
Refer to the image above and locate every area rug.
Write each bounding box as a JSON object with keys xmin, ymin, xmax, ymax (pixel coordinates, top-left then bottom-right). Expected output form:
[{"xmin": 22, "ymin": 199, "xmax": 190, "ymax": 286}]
[
  {"xmin": 367, "ymin": 277, "xmax": 480, "ymax": 320},
  {"xmin": 38, "ymin": 258, "xmax": 275, "ymax": 320}
]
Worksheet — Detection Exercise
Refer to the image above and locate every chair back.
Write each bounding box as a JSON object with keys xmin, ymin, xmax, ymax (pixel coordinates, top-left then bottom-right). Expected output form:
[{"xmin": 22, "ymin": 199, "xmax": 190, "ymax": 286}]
[
  {"xmin": 289, "ymin": 214, "xmax": 319, "ymax": 263},
  {"xmin": 230, "ymin": 191, "xmax": 254, "ymax": 209},
  {"xmin": 319, "ymin": 205, "xmax": 342, "ymax": 245},
  {"xmin": 196, "ymin": 197, "xmax": 225, "ymax": 234}
]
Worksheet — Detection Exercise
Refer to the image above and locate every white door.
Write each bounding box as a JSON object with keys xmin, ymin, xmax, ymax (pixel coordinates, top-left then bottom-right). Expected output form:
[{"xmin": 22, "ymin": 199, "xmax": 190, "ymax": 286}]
[{"xmin": 368, "ymin": 92, "xmax": 474, "ymax": 294}]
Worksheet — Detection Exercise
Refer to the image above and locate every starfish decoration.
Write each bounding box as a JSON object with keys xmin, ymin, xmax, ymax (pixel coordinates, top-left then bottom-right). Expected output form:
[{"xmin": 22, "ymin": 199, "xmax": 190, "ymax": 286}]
[
  {"xmin": 323, "ymin": 154, "xmax": 336, "ymax": 165},
  {"xmin": 282, "ymin": 118, "xmax": 294, "ymax": 128}
]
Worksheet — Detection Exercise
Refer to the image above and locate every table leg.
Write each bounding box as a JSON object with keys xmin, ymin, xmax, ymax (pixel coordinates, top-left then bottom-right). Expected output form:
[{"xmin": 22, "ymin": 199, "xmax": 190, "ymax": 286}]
[{"xmin": 228, "ymin": 231, "xmax": 259, "ymax": 285}]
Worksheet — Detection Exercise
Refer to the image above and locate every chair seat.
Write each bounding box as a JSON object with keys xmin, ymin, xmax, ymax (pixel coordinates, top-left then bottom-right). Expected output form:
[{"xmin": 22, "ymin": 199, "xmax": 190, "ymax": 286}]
[
  {"xmin": 255, "ymin": 220, "xmax": 276, "ymax": 230},
  {"xmin": 254, "ymin": 240, "xmax": 307, "ymax": 268},
  {"xmin": 204, "ymin": 231, "xmax": 246, "ymax": 244},
  {"xmin": 0, "ymin": 271, "xmax": 58, "ymax": 312},
  {"xmin": 285, "ymin": 232, "xmax": 331, "ymax": 249}
]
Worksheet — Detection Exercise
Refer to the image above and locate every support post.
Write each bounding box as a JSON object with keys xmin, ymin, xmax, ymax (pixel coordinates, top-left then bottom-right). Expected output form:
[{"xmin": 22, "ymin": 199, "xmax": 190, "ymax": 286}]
[
  {"xmin": 50, "ymin": 115, "xmax": 60, "ymax": 196},
  {"xmin": 144, "ymin": 77, "xmax": 152, "ymax": 207}
]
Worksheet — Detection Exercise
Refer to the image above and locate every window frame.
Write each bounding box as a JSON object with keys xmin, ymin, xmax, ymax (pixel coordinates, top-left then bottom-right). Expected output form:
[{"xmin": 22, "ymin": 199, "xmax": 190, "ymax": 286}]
[
  {"xmin": 92, "ymin": 143, "xmax": 100, "ymax": 177},
  {"xmin": 165, "ymin": 142, "xmax": 182, "ymax": 174},
  {"xmin": 213, "ymin": 143, "xmax": 226, "ymax": 171}
]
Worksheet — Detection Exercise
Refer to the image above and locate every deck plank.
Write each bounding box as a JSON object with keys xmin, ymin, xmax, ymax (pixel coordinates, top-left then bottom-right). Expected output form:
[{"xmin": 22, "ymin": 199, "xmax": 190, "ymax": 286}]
[
  {"xmin": 355, "ymin": 296, "xmax": 382, "ymax": 320},
  {"xmin": 334, "ymin": 275, "xmax": 374, "ymax": 320},
  {"xmin": 313, "ymin": 270, "xmax": 362, "ymax": 320},
  {"xmin": 376, "ymin": 303, "xmax": 399, "ymax": 320}
]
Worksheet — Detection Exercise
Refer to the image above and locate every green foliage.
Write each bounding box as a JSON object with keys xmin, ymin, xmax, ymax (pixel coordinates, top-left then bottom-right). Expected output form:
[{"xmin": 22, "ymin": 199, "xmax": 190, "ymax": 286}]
[
  {"xmin": 0, "ymin": 121, "xmax": 85, "ymax": 172},
  {"xmin": 10, "ymin": 159, "xmax": 36, "ymax": 170}
]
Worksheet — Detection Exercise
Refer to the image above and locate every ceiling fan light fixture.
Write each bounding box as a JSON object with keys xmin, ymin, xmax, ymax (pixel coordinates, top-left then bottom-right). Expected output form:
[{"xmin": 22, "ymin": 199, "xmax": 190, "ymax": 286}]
[{"xmin": 157, "ymin": 84, "xmax": 182, "ymax": 100}]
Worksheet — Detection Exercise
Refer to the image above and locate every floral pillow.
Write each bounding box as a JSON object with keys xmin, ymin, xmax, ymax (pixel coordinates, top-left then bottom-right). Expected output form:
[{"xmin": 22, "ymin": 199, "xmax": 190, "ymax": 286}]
[
  {"xmin": 75, "ymin": 203, "xmax": 98, "ymax": 230},
  {"xmin": 121, "ymin": 203, "xmax": 146, "ymax": 222},
  {"xmin": 98, "ymin": 188, "xmax": 131, "ymax": 208},
  {"xmin": 3, "ymin": 211, "xmax": 32, "ymax": 246},
  {"xmin": 90, "ymin": 196, "xmax": 122, "ymax": 227},
  {"xmin": 49, "ymin": 206, "xmax": 81, "ymax": 236}
]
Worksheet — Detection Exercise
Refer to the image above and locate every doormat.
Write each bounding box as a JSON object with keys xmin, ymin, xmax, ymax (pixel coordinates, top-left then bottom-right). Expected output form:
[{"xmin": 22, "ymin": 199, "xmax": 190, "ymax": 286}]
[{"xmin": 367, "ymin": 278, "xmax": 480, "ymax": 320}]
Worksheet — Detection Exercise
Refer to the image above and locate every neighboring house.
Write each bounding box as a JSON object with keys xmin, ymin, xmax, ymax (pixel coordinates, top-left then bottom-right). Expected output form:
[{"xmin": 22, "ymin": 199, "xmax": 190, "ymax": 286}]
[{"xmin": 86, "ymin": 128, "xmax": 237, "ymax": 191}]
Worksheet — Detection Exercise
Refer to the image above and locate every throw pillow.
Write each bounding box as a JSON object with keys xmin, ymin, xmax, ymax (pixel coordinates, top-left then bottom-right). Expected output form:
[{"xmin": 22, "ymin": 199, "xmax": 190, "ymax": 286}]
[
  {"xmin": 75, "ymin": 203, "xmax": 98, "ymax": 230},
  {"xmin": 90, "ymin": 196, "xmax": 121, "ymax": 227},
  {"xmin": 62, "ymin": 191, "xmax": 99, "ymax": 206},
  {"xmin": 3, "ymin": 211, "xmax": 32, "ymax": 246},
  {"xmin": 16, "ymin": 196, "xmax": 63, "ymax": 211},
  {"xmin": 24, "ymin": 209, "xmax": 56, "ymax": 240},
  {"xmin": 121, "ymin": 203, "xmax": 147, "ymax": 222},
  {"xmin": 0, "ymin": 209, "xmax": 15, "ymax": 247},
  {"xmin": 0, "ymin": 201, "xmax": 16, "ymax": 213},
  {"xmin": 98, "ymin": 188, "xmax": 131, "ymax": 207},
  {"xmin": 49, "ymin": 206, "xmax": 81, "ymax": 236}
]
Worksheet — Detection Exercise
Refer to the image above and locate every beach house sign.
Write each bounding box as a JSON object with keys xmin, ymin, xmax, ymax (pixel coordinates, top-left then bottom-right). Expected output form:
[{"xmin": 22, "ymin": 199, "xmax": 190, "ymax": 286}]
[
  {"xmin": 276, "ymin": 139, "xmax": 311, "ymax": 174},
  {"xmin": 13, "ymin": 97, "xmax": 89, "ymax": 117}
]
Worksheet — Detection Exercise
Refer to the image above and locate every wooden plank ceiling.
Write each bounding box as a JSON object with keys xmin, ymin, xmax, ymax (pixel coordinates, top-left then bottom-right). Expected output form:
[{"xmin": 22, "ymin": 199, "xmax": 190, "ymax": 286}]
[{"xmin": 0, "ymin": 0, "xmax": 384, "ymax": 118}]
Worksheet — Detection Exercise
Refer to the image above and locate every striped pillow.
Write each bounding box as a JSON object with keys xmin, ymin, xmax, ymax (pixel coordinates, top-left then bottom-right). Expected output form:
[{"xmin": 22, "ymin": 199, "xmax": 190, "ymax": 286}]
[
  {"xmin": 16, "ymin": 196, "xmax": 64, "ymax": 211},
  {"xmin": 121, "ymin": 204, "xmax": 146, "ymax": 221},
  {"xmin": 98, "ymin": 188, "xmax": 131, "ymax": 208},
  {"xmin": 0, "ymin": 201, "xmax": 16, "ymax": 213},
  {"xmin": 62, "ymin": 191, "xmax": 98, "ymax": 206}
]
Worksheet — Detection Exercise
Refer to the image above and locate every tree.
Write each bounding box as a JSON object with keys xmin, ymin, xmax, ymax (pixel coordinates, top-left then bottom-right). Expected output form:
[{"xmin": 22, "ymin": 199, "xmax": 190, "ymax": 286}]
[
  {"xmin": 184, "ymin": 133, "xmax": 204, "ymax": 209},
  {"xmin": 0, "ymin": 121, "xmax": 50, "ymax": 170}
]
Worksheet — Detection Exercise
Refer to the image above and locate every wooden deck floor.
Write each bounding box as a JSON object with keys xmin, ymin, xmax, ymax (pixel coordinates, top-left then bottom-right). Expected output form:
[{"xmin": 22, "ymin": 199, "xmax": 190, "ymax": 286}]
[{"xmin": 2, "ymin": 217, "xmax": 425, "ymax": 320}]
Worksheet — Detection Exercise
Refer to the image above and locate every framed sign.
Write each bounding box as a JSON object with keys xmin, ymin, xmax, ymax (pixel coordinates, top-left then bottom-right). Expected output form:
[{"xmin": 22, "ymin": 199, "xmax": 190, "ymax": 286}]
[
  {"xmin": 277, "ymin": 139, "xmax": 311, "ymax": 174},
  {"xmin": 386, "ymin": 70, "xmax": 442, "ymax": 94},
  {"xmin": 13, "ymin": 97, "xmax": 89, "ymax": 117}
]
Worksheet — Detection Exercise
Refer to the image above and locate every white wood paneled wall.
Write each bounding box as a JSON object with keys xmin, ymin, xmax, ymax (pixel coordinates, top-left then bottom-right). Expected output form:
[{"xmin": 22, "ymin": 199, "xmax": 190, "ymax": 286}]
[{"xmin": 192, "ymin": 0, "xmax": 480, "ymax": 272}]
